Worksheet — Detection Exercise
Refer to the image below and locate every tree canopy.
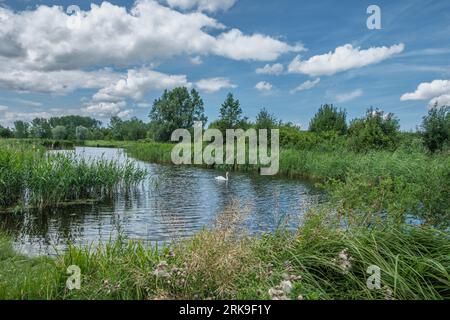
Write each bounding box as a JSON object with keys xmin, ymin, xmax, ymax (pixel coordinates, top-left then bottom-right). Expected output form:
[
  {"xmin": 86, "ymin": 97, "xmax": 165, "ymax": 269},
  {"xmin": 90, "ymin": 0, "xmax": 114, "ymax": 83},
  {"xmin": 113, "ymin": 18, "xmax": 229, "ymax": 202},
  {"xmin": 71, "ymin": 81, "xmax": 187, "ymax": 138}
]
[
  {"xmin": 421, "ymin": 105, "xmax": 450, "ymax": 153},
  {"xmin": 348, "ymin": 108, "xmax": 400, "ymax": 151},
  {"xmin": 149, "ymin": 87, "xmax": 207, "ymax": 141},
  {"xmin": 309, "ymin": 104, "xmax": 347, "ymax": 134}
]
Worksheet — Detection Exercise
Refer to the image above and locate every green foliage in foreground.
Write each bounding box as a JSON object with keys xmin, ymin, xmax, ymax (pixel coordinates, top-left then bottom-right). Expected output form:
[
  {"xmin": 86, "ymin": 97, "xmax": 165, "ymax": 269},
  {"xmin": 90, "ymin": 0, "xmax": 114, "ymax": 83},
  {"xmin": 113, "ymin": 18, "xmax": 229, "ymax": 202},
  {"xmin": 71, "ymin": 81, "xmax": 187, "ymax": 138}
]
[{"xmin": 0, "ymin": 213, "xmax": 448, "ymax": 300}]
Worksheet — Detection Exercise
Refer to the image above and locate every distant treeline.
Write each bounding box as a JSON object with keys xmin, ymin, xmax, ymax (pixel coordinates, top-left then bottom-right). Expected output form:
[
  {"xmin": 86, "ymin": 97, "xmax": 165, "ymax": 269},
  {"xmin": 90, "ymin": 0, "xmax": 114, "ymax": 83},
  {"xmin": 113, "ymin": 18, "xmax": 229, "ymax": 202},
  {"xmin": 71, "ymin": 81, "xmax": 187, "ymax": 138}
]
[
  {"xmin": 1, "ymin": 87, "xmax": 449, "ymax": 153},
  {"xmin": 0, "ymin": 115, "xmax": 148, "ymax": 142}
]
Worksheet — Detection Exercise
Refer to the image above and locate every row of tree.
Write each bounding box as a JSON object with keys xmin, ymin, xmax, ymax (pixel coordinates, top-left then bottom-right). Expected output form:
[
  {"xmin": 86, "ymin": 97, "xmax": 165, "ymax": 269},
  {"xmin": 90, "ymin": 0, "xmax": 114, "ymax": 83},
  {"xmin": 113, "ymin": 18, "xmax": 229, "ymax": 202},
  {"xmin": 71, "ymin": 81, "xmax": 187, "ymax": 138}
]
[
  {"xmin": 0, "ymin": 115, "xmax": 149, "ymax": 142},
  {"xmin": 1, "ymin": 87, "xmax": 449, "ymax": 152}
]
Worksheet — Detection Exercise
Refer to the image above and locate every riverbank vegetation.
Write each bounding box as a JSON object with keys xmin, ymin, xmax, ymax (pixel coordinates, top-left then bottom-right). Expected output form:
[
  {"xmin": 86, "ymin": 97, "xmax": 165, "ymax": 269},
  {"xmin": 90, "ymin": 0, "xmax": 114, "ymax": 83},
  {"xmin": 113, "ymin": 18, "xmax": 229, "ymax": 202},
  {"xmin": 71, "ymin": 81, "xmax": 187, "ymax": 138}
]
[
  {"xmin": 0, "ymin": 207, "xmax": 449, "ymax": 300},
  {"xmin": 1, "ymin": 88, "xmax": 449, "ymax": 300},
  {"xmin": 0, "ymin": 140, "xmax": 147, "ymax": 210}
]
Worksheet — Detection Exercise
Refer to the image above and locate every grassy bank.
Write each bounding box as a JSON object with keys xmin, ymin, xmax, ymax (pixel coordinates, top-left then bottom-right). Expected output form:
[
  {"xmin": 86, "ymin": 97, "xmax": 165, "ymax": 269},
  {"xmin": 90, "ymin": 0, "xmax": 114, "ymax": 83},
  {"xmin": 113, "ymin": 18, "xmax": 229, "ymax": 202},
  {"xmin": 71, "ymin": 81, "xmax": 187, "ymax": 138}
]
[
  {"xmin": 0, "ymin": 139, "xmax": 147, "ymax": 210},
  {"xmin": 0, "ymin": 208, "xmax": 449, "ymax": 300}
]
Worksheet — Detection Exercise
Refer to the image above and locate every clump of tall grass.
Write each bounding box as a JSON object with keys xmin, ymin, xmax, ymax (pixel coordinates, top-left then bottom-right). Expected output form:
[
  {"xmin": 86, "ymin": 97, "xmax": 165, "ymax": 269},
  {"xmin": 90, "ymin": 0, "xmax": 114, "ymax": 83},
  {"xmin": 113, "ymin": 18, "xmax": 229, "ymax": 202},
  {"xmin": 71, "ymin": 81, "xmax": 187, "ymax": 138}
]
[
  {"xmin": 0, "ymin": 233, "xmax": 61, "ymax": 299},
  {"xmin": 0, "ymin": 142, "xmax": 40, "ymax": 207},
  {"xmin": 126, "ymin": 142, "xmax": 174, "ymax": 164},
  {"xmin": 0, "ymin": 140, "xmax": 148, "ymax": 210},
  {"xmin": 26, "ymin": 153, "xmax": 148, "ymax": 208}
]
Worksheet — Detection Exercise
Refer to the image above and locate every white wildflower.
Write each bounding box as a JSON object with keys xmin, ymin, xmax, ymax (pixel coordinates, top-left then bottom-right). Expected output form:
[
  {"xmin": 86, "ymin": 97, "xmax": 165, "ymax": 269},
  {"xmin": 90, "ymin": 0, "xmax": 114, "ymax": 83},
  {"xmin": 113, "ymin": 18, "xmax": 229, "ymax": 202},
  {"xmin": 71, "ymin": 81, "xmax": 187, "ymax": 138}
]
[{"xmin": 280, "ymin": 280, "xmax": 293, "ymax": 294}]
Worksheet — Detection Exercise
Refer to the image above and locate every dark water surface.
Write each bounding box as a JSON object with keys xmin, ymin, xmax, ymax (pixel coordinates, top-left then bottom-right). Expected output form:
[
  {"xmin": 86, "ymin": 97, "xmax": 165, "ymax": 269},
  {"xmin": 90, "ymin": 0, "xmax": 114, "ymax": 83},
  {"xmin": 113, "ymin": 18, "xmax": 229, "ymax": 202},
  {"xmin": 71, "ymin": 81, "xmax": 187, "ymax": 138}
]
[{"xmin": 0, "ymin": 147, "xmax": 324, "ymax": 256}]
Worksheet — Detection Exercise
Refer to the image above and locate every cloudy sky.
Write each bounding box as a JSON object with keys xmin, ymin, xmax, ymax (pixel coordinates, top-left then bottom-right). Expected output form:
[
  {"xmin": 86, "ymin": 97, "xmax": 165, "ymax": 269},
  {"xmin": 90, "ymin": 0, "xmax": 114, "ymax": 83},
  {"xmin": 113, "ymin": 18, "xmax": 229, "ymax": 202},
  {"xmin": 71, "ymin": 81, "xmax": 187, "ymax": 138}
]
[{"xmin": 0, "ymin": 0, "xmax": 449, "ymax": 130}]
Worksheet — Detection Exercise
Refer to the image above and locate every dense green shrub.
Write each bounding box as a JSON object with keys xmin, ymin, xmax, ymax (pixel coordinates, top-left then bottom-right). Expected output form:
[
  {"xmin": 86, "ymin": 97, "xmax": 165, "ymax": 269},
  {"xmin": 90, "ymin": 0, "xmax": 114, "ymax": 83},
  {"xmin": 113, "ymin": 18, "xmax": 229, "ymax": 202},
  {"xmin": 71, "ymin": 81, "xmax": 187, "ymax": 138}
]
[
  {"xmin": 75, "ymin": 126, "xmax": 90, "ymax": 141},
  {"xmin": 309, "ymin": 104, "xmax": 347, "ymax": 134},
  {"xmin": 421, "ymin": 105, "xmax": 450, "ymax": 153},
  {"xmin": 0, "ymin": 125, "xmax": 13, "ymax": 138},
  {"xmin": 51, "ymin": 125, "xmax": 67, "ymax": 140},
  {"xmin": 255, "ymin": 108, "xmax": 279, "ymax": 130},
  {"xmin": 347, "ymin": 108, "xmax": 400, "ymax": 151}
]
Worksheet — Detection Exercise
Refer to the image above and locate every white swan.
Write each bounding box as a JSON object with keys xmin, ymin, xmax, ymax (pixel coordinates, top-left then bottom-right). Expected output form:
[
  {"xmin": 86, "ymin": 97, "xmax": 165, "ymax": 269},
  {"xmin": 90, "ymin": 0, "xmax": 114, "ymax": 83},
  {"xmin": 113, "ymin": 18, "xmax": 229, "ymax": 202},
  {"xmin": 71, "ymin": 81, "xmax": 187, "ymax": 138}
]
[{"xmin": 215, "ymin": 172, "xmax": 229, "ymax": 181}]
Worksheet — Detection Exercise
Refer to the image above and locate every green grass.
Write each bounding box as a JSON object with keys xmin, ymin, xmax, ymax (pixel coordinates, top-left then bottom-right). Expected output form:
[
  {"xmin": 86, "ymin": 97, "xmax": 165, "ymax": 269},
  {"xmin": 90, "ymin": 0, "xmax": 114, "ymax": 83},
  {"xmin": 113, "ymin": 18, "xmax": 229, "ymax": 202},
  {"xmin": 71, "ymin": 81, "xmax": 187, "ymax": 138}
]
[
  {"xmin": 0, "ymin": 139, "xmax": 148, "ymax": 210},
  {"xmin": 0, "ymin": 234, "xmax": 61, "ymax": 299},
  {"xmin": 0, "ymin": 210, "xmax": 448, "ymax": 300}
]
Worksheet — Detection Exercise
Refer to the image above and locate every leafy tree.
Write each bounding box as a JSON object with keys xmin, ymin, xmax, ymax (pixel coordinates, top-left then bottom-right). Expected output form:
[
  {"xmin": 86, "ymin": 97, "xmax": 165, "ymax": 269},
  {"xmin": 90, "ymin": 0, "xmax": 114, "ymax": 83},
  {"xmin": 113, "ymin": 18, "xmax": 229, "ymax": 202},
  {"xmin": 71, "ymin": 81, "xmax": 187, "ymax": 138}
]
[
  {"xmin": 0, "ymin": 125, "xmax": 13, "ymax": 138},
  {"xmin": 421, "ymin": 105, "xmax": 450, "ymax": 152},
  {"xmin": 13, "ymin": 121, "xmax": 29, "ymax": 139},
  {"xmin": 123, "ymin": 118, "xmax": 148, "ymax": 141},
  {"xmin": 30, "ymin": 118, "xmax": 52, "ymax": 139},
  {"xmin": 309, "ymin": 104, "xmax": 347, "ymax": 134},
  {"xmin": 49, "ymin": 116, "xmax": 101, "ymax": 139},
  {"xmin": 75, "ymin": 126, "xmax": 90, "ymax": 141},
  {"xmin": 255, "ymin": 108, "xmax": 279, "ymax": 130},
  {"xmin": 107, "ymin": 117, "xmax": 149, "ymax": 141},
  {"xmin": 219, "ymin": 93, "xmax": 243, "ymax": 129},
  {"xmin": 108, "ymin": 116, "xmax": 125, "ymax": 140},
  {"xmin": 52, "ymin": 125, "xmax": 68, "ymax": 140},
  {"xmin": 348, "ymin": 108, "xmax": 400, "ymax": 151},
  {"xmin": 149, "ymin": 87, "xmax": 207, "ymax": 141},
  {"xmin": 91, "ymin": 127, "xmax": 109, "ymax": 140},
  {"xmin": 209, "ymin": 93, "xmax": 248, "ymax": 134}
]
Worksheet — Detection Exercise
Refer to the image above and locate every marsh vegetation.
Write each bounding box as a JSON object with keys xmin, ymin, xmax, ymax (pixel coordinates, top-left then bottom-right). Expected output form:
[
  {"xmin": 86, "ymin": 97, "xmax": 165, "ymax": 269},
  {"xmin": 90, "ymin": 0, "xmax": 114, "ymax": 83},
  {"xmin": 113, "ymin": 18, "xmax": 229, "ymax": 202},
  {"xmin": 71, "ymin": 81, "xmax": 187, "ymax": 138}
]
[
  {"xmin": 0, "ymin": 91, "xmax": 449, "ymax": 300},
  {"xmin": 0, "ymin": 140, "xmax": 147, "ymax": 211}
]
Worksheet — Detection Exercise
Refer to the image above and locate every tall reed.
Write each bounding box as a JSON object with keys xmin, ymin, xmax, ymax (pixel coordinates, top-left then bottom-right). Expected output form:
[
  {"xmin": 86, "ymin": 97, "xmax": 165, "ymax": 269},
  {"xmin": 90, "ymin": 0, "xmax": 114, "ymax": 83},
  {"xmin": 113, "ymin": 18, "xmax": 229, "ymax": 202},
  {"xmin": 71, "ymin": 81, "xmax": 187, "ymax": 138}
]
[{"xmin": 0, "ymin": 139, "xmax": 148, "ymax": 210}]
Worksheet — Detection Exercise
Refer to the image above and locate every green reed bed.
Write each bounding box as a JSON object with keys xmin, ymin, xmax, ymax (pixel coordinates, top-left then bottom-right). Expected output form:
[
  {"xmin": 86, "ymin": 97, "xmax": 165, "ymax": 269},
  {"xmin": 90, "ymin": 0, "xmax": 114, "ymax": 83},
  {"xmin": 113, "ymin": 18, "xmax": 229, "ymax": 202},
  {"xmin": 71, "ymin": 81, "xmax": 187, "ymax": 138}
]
[
  {"xmin": 125, "ymin": 141, "xmax": 174, "ymax": 164},
  {"xmin": 0, "ymin": 140, "xmax": 148, "ymax": 210},
  {"xmin": 26, "ymin": 153, "xmax": 148, "ymax": 208},
  {"xmin": 0, "ymin": 141, "xmax": 40, "ymax": 207}
]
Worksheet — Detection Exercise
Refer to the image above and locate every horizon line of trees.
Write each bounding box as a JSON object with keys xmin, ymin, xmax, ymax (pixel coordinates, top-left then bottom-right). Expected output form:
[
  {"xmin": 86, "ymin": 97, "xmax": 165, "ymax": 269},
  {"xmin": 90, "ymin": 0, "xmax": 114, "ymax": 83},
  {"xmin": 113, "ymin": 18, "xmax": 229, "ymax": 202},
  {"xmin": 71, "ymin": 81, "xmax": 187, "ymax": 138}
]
[{"xmin": 1, "ymin": 87, "xmax": 450, "ymax": 153}]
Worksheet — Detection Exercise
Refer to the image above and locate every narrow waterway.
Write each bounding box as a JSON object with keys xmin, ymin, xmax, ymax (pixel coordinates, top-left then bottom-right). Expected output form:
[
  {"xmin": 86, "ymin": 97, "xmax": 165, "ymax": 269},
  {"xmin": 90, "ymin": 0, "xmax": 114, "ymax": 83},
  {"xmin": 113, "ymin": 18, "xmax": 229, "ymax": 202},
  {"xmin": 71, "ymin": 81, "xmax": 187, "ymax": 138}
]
[{"xmin": 0, "ymin": 147, "xmax": 325, "ymax": 256}]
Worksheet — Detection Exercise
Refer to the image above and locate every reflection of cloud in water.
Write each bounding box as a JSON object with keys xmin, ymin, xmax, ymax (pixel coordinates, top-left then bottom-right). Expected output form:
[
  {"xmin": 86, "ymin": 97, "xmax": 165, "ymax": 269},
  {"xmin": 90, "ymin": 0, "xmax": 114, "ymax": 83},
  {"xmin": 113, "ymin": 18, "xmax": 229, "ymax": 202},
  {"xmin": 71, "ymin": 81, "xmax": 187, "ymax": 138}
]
[{"xmin": 0, "ymin": 147, "xmax": 325, "ymax": 256}]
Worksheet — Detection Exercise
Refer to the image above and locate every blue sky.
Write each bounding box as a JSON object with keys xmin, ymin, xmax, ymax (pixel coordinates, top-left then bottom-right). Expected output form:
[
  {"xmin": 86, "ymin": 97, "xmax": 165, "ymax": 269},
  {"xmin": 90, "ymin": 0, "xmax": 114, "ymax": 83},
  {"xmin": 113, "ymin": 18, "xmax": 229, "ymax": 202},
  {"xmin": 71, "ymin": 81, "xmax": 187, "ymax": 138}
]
[{"xmin": 0, "ymin": 0, "xmax": 450, "ymax": 130}]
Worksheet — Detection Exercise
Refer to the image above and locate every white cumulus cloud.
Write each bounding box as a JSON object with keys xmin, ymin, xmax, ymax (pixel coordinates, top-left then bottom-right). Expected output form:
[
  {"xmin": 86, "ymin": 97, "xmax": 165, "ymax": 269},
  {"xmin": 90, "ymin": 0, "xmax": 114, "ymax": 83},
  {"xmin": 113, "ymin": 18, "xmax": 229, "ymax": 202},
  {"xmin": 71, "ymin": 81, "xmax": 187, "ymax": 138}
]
[
  {"xmin": 333, "ymin": 89, "xmax": 363, "ymax": 103},
  {"xmin": 401, "ymin": 80, "xmax": 450, "ymax": 101},
  {"xmin": 0, "ymin": 67, "xmax": 120, "ymax": 94},
  {"xmin": 195, "ymin": 77, "xmax": 237, "ymax": 93},
  {"xmin": 82, "ymin": 101, "xmax": 132, "ymax": 118},
  {"xmin": 166, "ymin": 0, "xmax": 237, "ymax": 12},
  {"xmin": 0, "ymin": 1, "xmax": 300, "ymax": 73},
  {"xmin": 288, "ymin": 43, "xmax": 404, "ymax": 77},
  {"xmin": 401, "ymin": 79, "xmax": 450, "ymax": 108},
  {"xmin": 255, "ymin": 81, "xmax": 273, "ymax": 91},
  {"xmin": 429, "ymin": 94, "xmax": 450, "ymax": 107},
  {"xmin": 93, "ymin": 68, "xmax": 190, "ymax": 102},
  {"xmin": 189, "ymin": 56, "xmax": 203, "ymax": 65},
  {"xmin": 213, "ymin": 29, "xmax": 305, "ymax": 61},
  {"xmin": 290, "ymin": 78, "xmax": 320, "ymax": 94},
  {"xmin": 255, "ymin": 63, "xmax": 284, "ymax": 75}
]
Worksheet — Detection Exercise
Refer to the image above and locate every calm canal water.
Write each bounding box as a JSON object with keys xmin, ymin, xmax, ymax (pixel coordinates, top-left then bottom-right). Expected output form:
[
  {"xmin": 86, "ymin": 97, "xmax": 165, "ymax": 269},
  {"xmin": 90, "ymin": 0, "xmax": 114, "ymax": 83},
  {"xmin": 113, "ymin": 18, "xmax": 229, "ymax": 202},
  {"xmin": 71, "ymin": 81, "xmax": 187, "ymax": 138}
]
[{"xmin": 0, "ymin": 147, "xmax": 324, "ymax": 256}]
